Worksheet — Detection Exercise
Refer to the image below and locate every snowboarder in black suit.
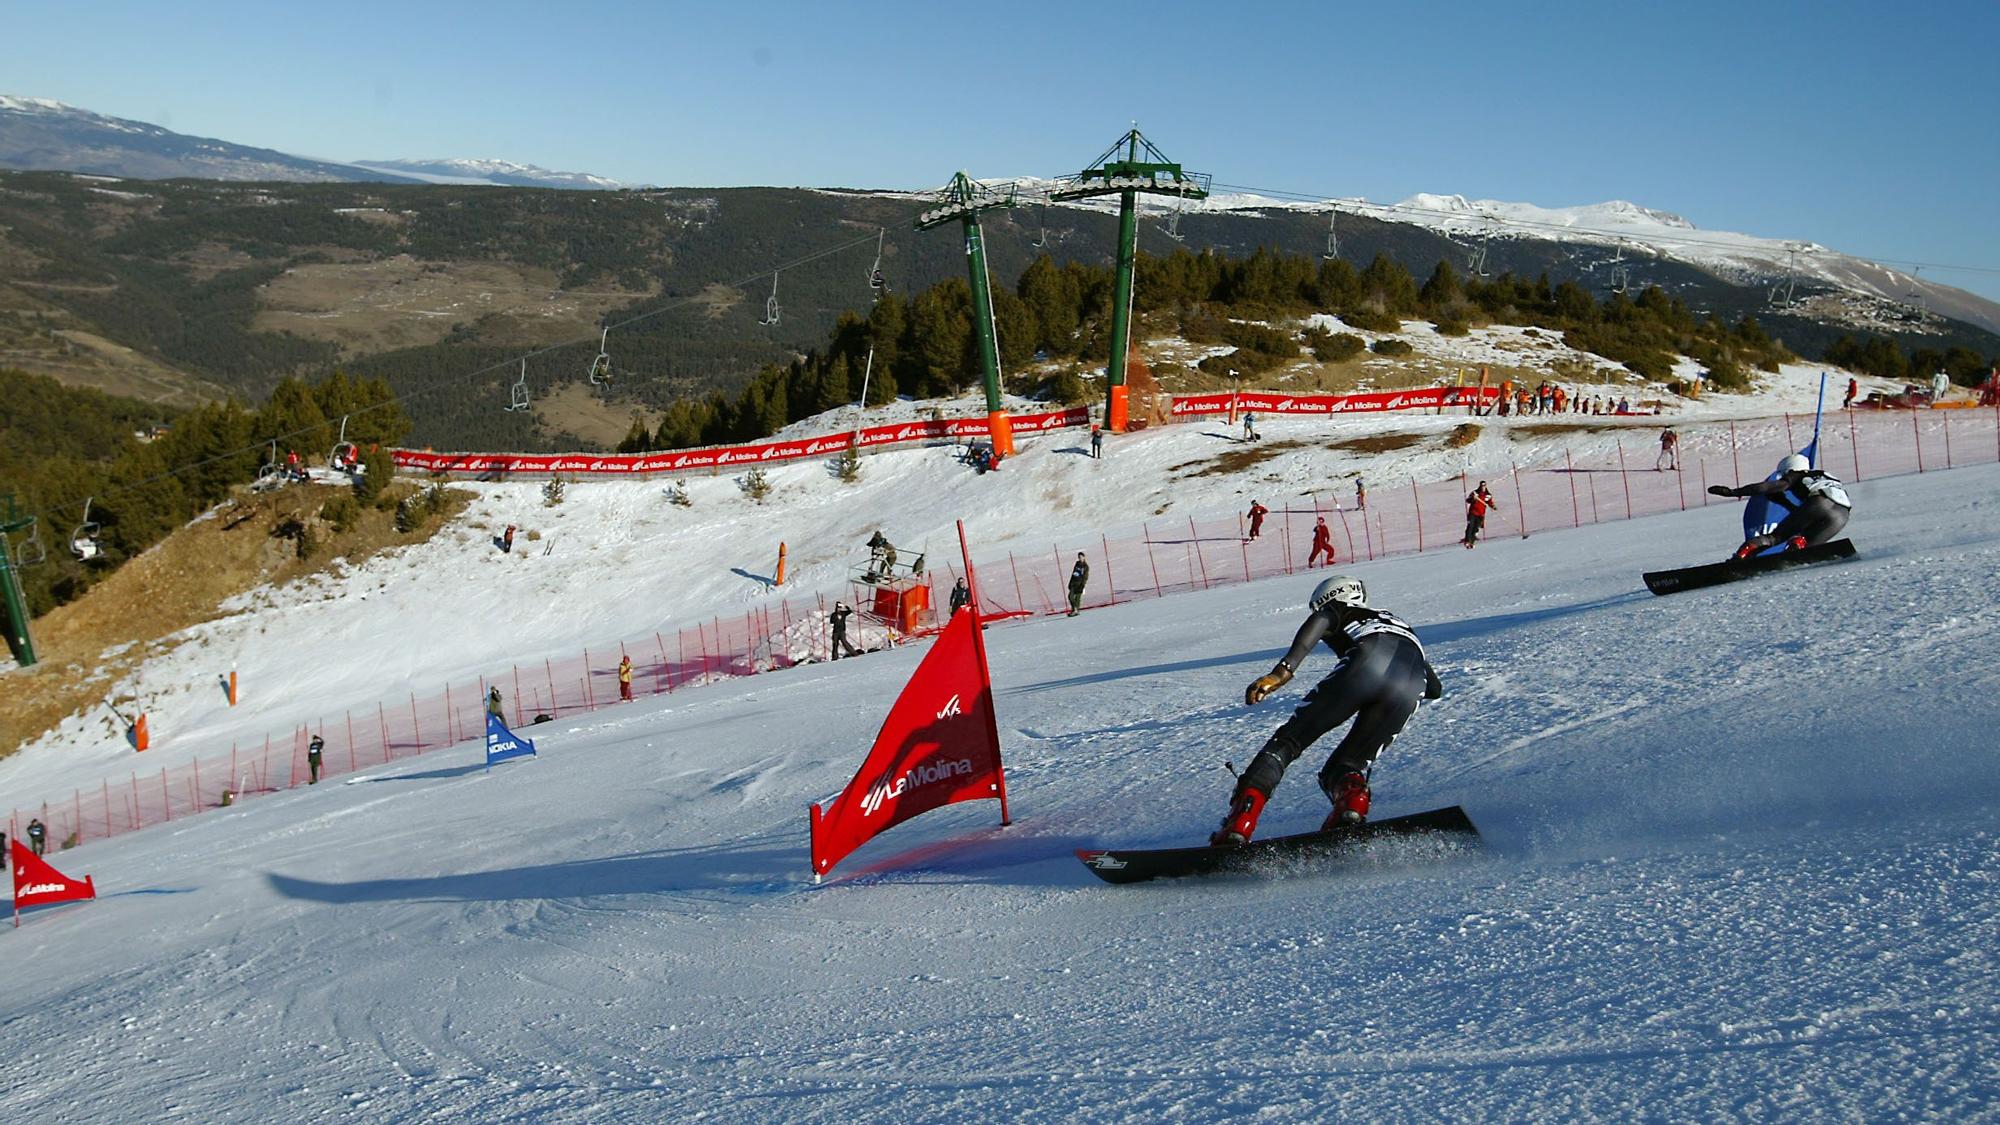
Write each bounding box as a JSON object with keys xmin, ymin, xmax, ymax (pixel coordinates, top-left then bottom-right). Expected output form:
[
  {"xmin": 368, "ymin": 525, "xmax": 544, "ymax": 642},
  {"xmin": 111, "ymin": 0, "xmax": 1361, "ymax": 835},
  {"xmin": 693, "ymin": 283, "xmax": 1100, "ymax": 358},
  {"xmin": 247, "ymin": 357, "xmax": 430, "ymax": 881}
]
[
  {"xmin": 1216, "ymin": 575, "xmax": 1442, "ymax": 846},
  {"xmin": 830, "ymin": 602, "xmax": 860, "ymax": 659},
  {"xmin": 1709, "ymin": 453, "xmax": 1851, "ymax": 559}
]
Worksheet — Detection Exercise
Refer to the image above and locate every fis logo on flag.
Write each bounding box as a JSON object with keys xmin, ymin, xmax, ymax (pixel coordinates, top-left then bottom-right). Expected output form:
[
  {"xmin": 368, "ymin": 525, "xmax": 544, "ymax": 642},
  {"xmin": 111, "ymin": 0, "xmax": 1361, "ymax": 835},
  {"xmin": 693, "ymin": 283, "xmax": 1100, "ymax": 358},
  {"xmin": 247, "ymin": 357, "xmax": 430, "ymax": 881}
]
[
  {"xmin": 935, "ymin": 694, "xmax": 964, "ymax": 720},
  {"xmin": 485, "ymin": 713, "xmax": 536, "ymax": 768}
]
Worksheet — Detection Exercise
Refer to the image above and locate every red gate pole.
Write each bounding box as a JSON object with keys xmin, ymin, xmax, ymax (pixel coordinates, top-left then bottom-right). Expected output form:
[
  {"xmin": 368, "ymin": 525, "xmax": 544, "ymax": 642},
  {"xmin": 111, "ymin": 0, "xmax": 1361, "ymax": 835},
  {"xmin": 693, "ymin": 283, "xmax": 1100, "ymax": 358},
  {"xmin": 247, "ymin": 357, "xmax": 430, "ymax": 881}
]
[
  {"xmin": 444, "ymin": 685, "xmax": 455, "ymax": 745},
  {"xmin": 1142, "ymin": 523, "xmax": 1163, "ymax": 596},
  {"xmin": 1410, "ymin": 478, "xmax": 1425, "ymax": 552},
  {"xmin": 583, "ymin": 649, "xmax": 596, "ymax": 710},
  {"xmin": 1510, "ymin": 463, "xmax": 1528, "ymax": 538},
  {"xmin": 545, "ymin": 658, "xmax": 559, "ymax": 716},
  {"xmin": 1101, "ymin": 534, "xmax": 1117, "ymax": 606},
  {"xmin": 346, "ymin": 711, "xmax": 357, "ymax": 772},
  {"xmin": 410, "ymin": 693, "xmax": 422, "ymax": 750},
  {"xmin": 1729, "ymin": 420, "xmax": 1742, "ymax": 485},
  {"xmin": 1615, "ymin": 437, "xmax": 1634, "ymax": 520},
  {"xmin": 376, "ymin": 704, "xmax": 390, "ymax": 761},
  {"xmin": 1564, "ymin": 447, "xmax": 1582, "ymax": 526},
  {"xmin": 1942, "ymin": 408, "xmax": 1953, "ymax": 468},
  {"xmin": 656, "ymin": 632, "xmax": 670, "ymax": 693},
  {"xmin": 1913, "ymin": 406, "xmax": 1925, "ymax": 472}
]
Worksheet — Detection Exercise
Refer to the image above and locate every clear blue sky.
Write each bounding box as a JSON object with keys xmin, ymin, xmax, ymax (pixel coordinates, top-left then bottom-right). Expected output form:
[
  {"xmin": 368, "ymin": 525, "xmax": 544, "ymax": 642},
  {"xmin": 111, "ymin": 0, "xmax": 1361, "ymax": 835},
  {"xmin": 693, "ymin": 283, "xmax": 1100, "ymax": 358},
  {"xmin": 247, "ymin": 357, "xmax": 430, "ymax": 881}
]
[{"xmin": 12, "ymin": 0, "xmax": 2000, "ymax": 300}]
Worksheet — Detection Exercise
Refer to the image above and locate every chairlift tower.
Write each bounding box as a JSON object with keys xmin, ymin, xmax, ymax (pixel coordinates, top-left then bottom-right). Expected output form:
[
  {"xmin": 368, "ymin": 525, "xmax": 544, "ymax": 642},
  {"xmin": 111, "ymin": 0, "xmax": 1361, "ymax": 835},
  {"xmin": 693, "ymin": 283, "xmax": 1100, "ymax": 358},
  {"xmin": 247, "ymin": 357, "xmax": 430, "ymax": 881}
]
[
  {"xmin": 0, "ymin": 494, "xmax": 40, "ymax": 666},
  {"xmin": 915, "ymin": 172, "xmax": 1023, "ymax": 461},
  {"xmin": 1050, "ymin": 128, "xmax": 1208, "ymax": 432}
]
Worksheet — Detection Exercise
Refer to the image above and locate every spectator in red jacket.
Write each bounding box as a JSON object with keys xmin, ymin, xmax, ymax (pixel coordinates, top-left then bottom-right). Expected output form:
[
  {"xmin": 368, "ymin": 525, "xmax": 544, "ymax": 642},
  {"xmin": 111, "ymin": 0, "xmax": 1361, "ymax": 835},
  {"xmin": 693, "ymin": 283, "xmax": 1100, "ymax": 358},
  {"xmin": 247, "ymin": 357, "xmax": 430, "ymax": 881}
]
[
  {"xmin": 1307, "ymin": 517, "xmax": 1335, "ymax": 567},
  {"xmin": 1246, "ymin": 500, "xmax": 1269, "ymax": 541},
  {"xmin": 1463, "ymin": 483, "xmax": 1498, "ymax": 549}
]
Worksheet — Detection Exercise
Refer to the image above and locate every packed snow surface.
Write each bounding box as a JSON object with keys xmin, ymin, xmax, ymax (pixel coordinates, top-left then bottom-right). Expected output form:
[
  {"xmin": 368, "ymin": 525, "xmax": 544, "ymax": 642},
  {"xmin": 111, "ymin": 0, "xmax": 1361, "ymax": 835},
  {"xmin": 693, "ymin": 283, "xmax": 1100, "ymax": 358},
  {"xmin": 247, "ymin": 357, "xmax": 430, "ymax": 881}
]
[{"xmin": 3, "ymin": 453, "xmax": 1997, "ymax": 1120}]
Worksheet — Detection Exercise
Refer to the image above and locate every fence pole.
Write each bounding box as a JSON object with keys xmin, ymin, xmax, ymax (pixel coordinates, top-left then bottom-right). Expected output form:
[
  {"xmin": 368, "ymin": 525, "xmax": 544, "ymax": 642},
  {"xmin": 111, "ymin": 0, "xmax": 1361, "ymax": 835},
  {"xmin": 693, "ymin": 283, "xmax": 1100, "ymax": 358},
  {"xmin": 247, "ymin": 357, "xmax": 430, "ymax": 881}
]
[
  {"xmin": 545, "ymin": 658, "xmax": 559, "ymax": 716},
  {"xmin": 1101, "ymin": 535, "xmax": 1117, "ymax": 606},
  {"xmin": 1239, "ymin": 531, "xmax": 1251, "ymax": 582},
  {"xmin": 1362, "ymin": 504, "xmax": 1376, "ymax": 561},
  {"xmin": 444, "ymin": 685, "xmax": 455, "ymax": 745},
  {"xmin": 1564, "ymin": 447, "xmax": 1582, "ymax": 526},
  {"xmin": 1783, "ymin": 412, "xmax": 1795, "ymax": 449},
  {"xmin": 1676, "ymin": 454, "xmax": 1687, "ymax": 510},
  {"xmin": 102, "ymin": 779, "xmax": 111, "ymax": 837},
  {"xmin": 1849, "ymin": 406, "xmax": 1862, "ymax": 481},
  {"xmin": 1913, "ymin": 407, "xmax": 1924, "ymax": 472},
  {"xmin": 160, "ymin": 768, "xmax": 172, "ymax": 821},
  {"xmin": 1615, "ymin": 437, "xmax": 1634, "ymax": 520},
  {"xmin": 191, "ymin": 761, "xmax": 201, "ymax": 811},
  {"xmin": 655, "ymin": 632, "xmax": 671, "ymax": 693},
  {"xmin": 1729, "ymin": 420, "xmax": 1742, "ymax": 485},
  {"xmin": 410, "ymin": 693, "xmax": 422, "ymax": 750},
  {"xmin": 1510, "ymin": 463, "xmax": 1528, "ymax": 538},
  {"xmin": 1281, "ymin": 523, "xmax": 1293, "ymax": 575},
  {"xmin": 1410, "ymin": 478, "xmax": 1425, "ymax": 552},
  {"xmin": 1942, "ymin": 408, "xmax": 1953, "ymax": 468},
  {"xmin": 1142, "ymin": 523, "xmax": 1163, "ymax": 597},
  {"xmin": 583, "ymin": 649, "xmax": 597, "ymax": 710},
  {"xmin": 377, "ymin": 704, "xmax": 390, "ymax": 761},
  {"xmin": 346, "ymin": 712, "xmax": 357, "ymax": 772},
  {"xmin": 1188, "ymin": 518, "xmax": 1211, "ymax": 589},
  {"xmin": 289, "ymin": 727, "xmax": 300, "ymax": 788},
  {"xmin": 1008, "ymin": 553, "xmax": 1026, "ymax": 610}
]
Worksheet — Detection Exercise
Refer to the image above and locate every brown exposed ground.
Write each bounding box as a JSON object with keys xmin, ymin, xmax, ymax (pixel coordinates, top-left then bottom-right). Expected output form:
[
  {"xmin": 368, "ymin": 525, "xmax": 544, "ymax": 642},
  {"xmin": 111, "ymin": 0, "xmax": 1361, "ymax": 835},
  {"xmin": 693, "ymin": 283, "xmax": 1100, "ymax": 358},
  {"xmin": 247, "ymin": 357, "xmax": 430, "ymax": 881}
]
[
  {"xmin": 532, "ymin": 383, "xmax": 661, "ymax": 449},
  {"xmin": 1329, "ymin": 432, "xmax": 1426, "ymax": 455},
  {"xmin": 0, "ymin": 480, "xmax": 468, "ymax": 761},
  {"xmin": 253, "ymin": 255, "xmax": 657, "ymax": 355},
  {"xmin": 0, "ymin": 285, "xmax": 225, "ymax": 407}
]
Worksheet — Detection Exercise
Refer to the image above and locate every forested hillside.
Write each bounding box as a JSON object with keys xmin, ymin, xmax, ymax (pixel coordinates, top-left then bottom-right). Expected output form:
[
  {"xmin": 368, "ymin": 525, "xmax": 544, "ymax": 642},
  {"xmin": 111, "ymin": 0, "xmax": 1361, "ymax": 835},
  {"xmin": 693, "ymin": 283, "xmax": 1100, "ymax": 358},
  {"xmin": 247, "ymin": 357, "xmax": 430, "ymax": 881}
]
[{"xmin": 2, "ymin": 170, "xmax": 1995, "ymax": 453}]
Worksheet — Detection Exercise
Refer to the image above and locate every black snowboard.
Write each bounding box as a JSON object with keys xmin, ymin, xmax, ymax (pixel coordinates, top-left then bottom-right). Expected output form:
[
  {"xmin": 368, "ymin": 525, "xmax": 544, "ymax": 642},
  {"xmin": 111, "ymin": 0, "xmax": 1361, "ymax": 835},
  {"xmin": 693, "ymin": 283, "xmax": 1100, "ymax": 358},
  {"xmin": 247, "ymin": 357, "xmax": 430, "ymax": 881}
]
[
  {"xmin": 1076, "ymin": 805, "xmax": 1479, "ymax": 885},
  {"xmin": 1643, "ymin": 538, "xmax": 1856, "ymax": 596}
]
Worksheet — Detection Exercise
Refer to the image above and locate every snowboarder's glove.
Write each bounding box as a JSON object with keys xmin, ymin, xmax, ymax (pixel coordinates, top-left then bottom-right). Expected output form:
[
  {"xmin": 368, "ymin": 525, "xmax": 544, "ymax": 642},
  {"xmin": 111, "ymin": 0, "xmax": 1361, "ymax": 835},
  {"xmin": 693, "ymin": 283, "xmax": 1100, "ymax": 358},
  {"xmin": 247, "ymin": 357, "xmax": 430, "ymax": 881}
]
[
  {"xmin": 1707, "ymin": 485, "xmax": 1736, "ymax": 498},
  {"xmin": 1245, "ymin": 665, "xmax": 1293, "ymax": 705}
]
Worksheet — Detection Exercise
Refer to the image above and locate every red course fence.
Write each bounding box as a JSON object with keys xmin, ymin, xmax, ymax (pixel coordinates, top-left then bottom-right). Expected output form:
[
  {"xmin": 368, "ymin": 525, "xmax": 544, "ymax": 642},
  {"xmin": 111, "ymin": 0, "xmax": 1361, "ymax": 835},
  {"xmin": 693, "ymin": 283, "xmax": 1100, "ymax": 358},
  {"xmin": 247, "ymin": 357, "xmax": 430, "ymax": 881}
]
[{"xmin": 12, "ymin": 402, "xmax": 1996, "ymax": 856}]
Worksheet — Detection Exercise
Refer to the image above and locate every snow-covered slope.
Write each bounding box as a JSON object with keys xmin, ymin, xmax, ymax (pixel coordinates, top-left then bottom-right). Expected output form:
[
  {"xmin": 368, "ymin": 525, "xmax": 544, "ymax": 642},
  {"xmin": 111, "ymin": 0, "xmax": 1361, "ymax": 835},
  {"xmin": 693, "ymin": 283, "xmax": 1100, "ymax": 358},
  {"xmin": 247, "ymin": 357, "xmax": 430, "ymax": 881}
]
[
  {"xmin": 3, "ymin": 457, "xmax": 1996, "ymax": 1120},
  {"xmin": 349, "ymin": 158, "xmax": 632, "ymax": 190}
]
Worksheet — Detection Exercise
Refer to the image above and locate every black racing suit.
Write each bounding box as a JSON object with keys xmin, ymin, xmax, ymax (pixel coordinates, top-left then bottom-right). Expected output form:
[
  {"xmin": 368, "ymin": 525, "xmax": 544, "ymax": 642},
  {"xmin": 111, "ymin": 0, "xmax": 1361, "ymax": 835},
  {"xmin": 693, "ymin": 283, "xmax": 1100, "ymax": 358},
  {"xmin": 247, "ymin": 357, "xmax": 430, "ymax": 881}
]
[
  {"xmin": 1727, "ymin": 469, "xmax": 1851, "ymax": 551},
  {"xmin": 1239, "ymin": 605, "xmax": 1442, "ymax": 801}
]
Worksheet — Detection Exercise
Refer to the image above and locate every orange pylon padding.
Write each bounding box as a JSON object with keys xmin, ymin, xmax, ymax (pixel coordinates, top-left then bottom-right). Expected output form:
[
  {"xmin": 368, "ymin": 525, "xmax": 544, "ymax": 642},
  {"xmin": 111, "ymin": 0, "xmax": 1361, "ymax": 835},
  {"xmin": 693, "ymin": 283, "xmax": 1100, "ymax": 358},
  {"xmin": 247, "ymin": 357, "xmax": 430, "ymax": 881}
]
[{"xmin": 133, "ymin": 713, "xmax": 150, "ymax": 752}]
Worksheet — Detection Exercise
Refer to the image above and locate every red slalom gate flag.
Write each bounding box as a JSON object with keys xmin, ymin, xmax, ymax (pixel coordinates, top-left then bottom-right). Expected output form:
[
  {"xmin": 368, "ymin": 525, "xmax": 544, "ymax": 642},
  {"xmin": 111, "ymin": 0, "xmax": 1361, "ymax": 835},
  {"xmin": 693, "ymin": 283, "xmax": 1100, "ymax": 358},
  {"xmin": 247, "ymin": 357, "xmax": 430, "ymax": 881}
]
[
  {"xmin": 12, "ymin": 838, "xmax": 96, "ymax": 926},
  {"xmin": 810, "ymin": 522, "xmax": 1010, "ymax": 880}
]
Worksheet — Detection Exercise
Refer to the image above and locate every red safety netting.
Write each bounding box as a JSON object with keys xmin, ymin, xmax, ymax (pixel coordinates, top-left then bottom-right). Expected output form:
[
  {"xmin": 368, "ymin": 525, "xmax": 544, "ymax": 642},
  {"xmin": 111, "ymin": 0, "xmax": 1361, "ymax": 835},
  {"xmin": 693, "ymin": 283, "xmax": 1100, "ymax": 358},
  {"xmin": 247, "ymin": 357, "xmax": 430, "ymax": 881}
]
[{"xmin": 11, "ymin": 403, "xmax": 1996, "ymax": 854}]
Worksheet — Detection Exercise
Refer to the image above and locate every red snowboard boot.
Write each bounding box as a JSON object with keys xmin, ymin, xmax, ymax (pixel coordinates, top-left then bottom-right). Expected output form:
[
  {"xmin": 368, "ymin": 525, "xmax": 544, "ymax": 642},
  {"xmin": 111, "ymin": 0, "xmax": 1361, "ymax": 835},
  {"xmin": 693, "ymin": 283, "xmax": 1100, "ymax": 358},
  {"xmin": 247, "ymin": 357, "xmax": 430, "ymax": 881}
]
[
  {"xmin": 1319, "ymin": 772, "xmax": 1371, "ymax": 831},
  {"xmin": 1210, "ymin": 786, "xmax": 1269, "ymax": 847}
]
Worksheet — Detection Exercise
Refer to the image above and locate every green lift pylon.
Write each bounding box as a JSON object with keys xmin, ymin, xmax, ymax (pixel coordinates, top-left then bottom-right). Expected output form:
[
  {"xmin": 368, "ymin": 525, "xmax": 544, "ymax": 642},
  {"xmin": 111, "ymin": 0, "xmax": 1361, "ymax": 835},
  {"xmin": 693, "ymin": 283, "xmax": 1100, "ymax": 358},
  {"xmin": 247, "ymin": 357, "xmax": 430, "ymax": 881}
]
[
  {"xmin": 1051, "ymin": 128, "xmax": 1208, "ymax": 432},
  {"xmin": 915, "ymin": 172, "xmax": 1022, "ymax": 463},
  {"xmin": 0, "ymin": 495, "xmax": 40, "ymax": 667}
]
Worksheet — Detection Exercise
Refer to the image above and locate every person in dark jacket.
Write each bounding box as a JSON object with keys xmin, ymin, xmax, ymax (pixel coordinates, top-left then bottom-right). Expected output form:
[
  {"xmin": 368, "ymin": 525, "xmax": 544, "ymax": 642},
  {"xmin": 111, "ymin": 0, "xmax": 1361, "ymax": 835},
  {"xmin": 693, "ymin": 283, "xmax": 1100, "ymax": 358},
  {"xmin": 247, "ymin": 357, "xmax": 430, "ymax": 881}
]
[
  {"xmin": 26, "ymin": 817, "xmax": 47, "ymax": 856},
  {"xmin": 949, "ymin": 578, "xmax": 971, "ymax": 616},
  {"xmin": 487, "ymin": 687, "xmax": 506, "ymax": 720},
  {"xmin": 1215, "ymin": 575, "xmax": 1442, "ymax": 846},
  {"xmin": 1463, "ymin": 482, "xmax": 1498, "ymax": 548},
  {"xmin": 1066, "ymin": 553, "xmax": 1090, "ymax": 617},
  {"xmin": 830, "ymin": 602, "xmax": 860, "ymax": 659},
  {"xmin": 307, "ymin": 734, "xmax": 325, "ymax": 784}
]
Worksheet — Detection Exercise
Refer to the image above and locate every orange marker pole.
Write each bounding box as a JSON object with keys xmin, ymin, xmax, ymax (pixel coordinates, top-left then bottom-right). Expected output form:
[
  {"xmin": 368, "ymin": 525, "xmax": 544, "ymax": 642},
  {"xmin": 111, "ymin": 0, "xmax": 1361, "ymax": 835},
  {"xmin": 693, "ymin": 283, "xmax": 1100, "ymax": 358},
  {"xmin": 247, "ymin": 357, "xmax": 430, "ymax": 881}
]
[{"xmin": 775, "ymin": 542, "xmax": 787, "ymax": 587}]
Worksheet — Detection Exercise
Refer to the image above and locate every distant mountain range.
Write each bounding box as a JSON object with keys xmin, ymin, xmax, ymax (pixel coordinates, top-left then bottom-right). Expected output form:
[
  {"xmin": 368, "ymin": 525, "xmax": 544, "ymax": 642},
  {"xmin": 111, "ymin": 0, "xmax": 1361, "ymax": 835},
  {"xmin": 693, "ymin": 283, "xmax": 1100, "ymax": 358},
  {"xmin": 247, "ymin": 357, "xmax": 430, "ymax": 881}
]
[{"xmin": 0, "ymin": 95, "xmax": 630, "ymax": 190}]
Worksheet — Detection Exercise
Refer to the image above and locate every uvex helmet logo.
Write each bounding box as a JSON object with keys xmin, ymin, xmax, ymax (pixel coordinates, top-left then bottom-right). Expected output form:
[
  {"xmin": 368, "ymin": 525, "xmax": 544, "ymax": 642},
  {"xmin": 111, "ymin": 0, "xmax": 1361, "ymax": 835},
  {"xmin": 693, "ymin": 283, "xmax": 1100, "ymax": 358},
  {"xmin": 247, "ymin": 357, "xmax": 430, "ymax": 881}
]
[{"xmin": 935, "ymin": 694, "xmax": 963, "ymax": 720}]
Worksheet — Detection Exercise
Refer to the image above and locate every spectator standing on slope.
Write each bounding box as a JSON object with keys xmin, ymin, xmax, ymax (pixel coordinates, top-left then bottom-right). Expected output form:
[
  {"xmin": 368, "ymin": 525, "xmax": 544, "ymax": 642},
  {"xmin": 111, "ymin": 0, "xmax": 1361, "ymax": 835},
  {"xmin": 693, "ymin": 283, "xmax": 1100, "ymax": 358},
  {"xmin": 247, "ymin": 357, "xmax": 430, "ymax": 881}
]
[
  {"xmin": 1090, "ymin": 425, "xmax": 1104, "ymax": 459},
  {"xmin": 1067, "ymin": 553, "xmax": 1090, "ymax": 617},
  {"xmin": 830, "ymin": 602, "xmax": 860, "ymax": 659},
  {"xmin": 618, "ymin": 655, "xmax": 634, "ymax": 702},
  {"xmin": 1307, "ymin": 517, "xmax": 1335, "ymax": 568},
  {"xmin": 1242, "ymin": 412, "xmax": 1260, "ymax": 442},
  {"xmin": 1355, "ymin": 478, "xmax": 1367, "ymax": 510},
  {"xmin": 307, "ymin": 734, "xmax": 325, "ymax": 785},
  {"xmin": 1463, "ymin": 482, "xmax": 1498, "ymax": 549},
  {"xmin": 949, "ymin": 578, "xmax": 970, "ymax": 616},
  {"xmin": 26, "ymin": 817, "xmax": 47, "ymax": 856},
  {"xmin": 1844, "ymin": 376, "xmax": 1859, "ymax": 410},
  {"xmin": 487, "ymin": 687, "xmax": 506, "ymax": 720},
  {"xmin": 1246, "ymin": 500, "xmax": 1269, "ymax": 541},
  {"xmin": 503, "ymin": 525, "xmax": 516, "ymax": 554},
  {"xmin": 1656, "ymin": 428, "xmax": 1680, "ymax": 471}
]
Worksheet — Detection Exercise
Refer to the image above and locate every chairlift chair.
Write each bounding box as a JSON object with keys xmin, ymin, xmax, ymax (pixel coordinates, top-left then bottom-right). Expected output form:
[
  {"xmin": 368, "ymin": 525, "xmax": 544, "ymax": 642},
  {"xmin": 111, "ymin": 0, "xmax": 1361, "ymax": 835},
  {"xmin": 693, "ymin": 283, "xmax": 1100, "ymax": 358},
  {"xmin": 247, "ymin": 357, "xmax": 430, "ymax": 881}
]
[
  {"xmin": 329, "ymin": 415, "xmax": 359, "ymax": 471},
  {"xmin": 71, "ymin": 498, "xmax": 101, "ymax": 561},
  {"xmin": 588, "ymin": 327, "xmax": 613, "ymax": 386},
  {"xmin": 1322, "ymin": 208, "xmax": 1340, "ymax": 261},
  {"xmin": 13, "ymin": 520, "xmax": 47, "ymax": 568},
  {"xmin": 1032, "ymin": 204, "xmax": 1050, "ymax": 249},
  {"xmin": 507, "ymin": 360, "xmax": 532, "ymax": 412},
  {"xmin": 868, "ymin": 230, "xmax": 888, "ymax": 296},
  {"xmin": 252, "ymin": 440, "xmax": 286, "ymax": 490},
  {"xmin": 761, "ymin": 273, "xmax": 782, "ymax": 327}
]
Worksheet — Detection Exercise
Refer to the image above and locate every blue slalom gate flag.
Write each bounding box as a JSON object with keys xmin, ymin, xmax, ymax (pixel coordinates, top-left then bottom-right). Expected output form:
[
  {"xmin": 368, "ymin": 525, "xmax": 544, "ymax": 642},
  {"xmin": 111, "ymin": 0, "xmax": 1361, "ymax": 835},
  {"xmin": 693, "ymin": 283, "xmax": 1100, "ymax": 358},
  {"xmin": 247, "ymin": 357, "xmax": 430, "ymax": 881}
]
[{"xmin": 486, "ymin": 712, "xmax": 536, "ymax": 769}]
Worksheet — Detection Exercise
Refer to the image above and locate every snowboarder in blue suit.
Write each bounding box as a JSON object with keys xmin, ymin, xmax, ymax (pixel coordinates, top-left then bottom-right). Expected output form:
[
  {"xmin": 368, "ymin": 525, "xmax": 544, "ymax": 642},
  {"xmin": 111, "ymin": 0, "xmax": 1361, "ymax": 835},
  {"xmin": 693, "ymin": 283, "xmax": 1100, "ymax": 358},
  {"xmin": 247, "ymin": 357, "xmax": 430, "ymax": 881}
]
[
  {"xmin": 1216, "ymin": 574, "xmax": 1442, "ymax": 846},
  {"xmin": 1709, "ymin": 453, "xmax": 1851, "ymax": 559}
]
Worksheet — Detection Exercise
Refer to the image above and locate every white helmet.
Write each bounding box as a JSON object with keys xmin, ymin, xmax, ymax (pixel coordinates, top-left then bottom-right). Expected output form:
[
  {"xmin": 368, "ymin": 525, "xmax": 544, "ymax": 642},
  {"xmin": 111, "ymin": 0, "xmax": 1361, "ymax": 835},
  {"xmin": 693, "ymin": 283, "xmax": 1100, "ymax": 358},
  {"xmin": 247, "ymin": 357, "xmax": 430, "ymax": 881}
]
[
  {"xmin": 1777, "ymin": 453, "xmax": 1809, "ymax": 474},
  {"xmin": 1309, "ymin": 574, "xmax": 1367, "ymax": 612}
]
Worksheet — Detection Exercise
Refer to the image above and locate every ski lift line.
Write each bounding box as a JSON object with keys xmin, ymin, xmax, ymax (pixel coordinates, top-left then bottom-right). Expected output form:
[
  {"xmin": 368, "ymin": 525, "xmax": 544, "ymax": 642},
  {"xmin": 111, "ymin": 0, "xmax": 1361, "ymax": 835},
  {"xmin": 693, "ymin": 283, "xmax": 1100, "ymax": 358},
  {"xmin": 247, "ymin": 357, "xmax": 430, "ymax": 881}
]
[
  {"xmin": 1205, "ymin": 179, "xmax": 2000, "ymax": 277},
  {"xmin": 20, "ymin": 228, "xmax": 889, "ymax": 528}
]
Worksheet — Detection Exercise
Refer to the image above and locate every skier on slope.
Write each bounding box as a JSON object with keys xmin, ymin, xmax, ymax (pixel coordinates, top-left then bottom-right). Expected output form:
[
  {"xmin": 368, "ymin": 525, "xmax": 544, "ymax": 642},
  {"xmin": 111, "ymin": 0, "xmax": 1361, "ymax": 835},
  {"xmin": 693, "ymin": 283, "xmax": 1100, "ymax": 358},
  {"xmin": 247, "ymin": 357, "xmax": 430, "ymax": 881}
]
[
  {"xmin": 1214, "ymin": 575, "xmax": 1443, "ymax": 846},
  {"xmin": 1462, "ymin": 482, "xmax": 1498, "ymax": 549},
  {"xmin": 1708, "ymin": 453, "xmax": 1852, "ymax": 559},
  {"xmin": 1245, "ymin": 500, "xmax": 1269, "ymax": 541},
  {"xmin": 1306, "ymin": 517, "xmax": 1335, "ymax": 567}
]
